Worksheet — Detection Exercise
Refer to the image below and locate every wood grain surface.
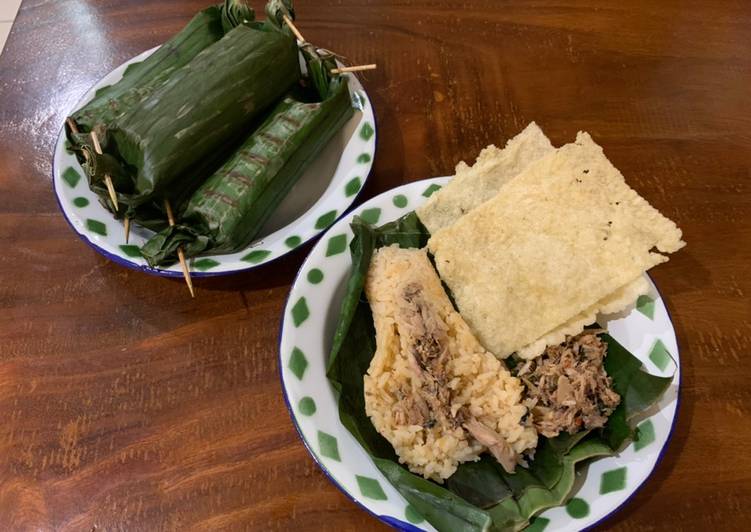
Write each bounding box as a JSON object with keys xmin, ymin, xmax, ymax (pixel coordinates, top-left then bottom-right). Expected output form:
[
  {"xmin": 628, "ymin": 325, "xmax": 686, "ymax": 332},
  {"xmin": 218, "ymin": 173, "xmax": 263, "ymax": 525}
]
[{"xmin": 1, "ymin": 0, "xmax": 749, "ymax": 530}]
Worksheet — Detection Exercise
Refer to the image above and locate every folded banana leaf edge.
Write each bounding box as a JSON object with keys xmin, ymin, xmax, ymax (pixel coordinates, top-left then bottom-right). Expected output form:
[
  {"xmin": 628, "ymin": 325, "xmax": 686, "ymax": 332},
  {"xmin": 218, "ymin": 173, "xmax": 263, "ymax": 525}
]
[{"xmin": 326, "ymin": 212, "xmax": 675, "ymax": 532}]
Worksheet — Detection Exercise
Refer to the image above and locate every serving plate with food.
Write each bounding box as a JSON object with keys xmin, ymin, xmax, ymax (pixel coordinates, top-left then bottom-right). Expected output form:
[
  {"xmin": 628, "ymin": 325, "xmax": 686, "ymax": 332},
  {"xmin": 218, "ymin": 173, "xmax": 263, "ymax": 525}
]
[
  {"xmin": 280, "ymin": 123, "xmax": 682, "ymax": 531},
  {"xmin": 53, "ymin": 0, "xmax": 376, "ymax": 289}
]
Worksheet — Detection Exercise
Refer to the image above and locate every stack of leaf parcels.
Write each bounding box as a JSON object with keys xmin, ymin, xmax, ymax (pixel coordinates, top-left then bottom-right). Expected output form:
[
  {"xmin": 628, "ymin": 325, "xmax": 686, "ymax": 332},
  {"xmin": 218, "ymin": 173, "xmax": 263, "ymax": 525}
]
[{"xmin": 66, "ymin": 0, "xmax": 354, "ymax": 265}]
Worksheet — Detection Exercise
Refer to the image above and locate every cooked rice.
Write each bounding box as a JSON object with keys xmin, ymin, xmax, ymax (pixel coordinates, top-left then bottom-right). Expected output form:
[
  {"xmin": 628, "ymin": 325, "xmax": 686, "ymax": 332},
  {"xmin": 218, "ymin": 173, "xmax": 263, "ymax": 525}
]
[{"xmin": 363, "ymin": 245, "xmax": 538, "ymax": 481}]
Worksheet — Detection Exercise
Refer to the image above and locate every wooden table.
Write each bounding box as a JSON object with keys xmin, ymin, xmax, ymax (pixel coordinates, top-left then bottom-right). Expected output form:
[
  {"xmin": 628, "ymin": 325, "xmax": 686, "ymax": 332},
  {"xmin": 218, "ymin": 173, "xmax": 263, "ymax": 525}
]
[{"xmin": 1, "ymin": 0, "xmax": 749, "ymax": 529}]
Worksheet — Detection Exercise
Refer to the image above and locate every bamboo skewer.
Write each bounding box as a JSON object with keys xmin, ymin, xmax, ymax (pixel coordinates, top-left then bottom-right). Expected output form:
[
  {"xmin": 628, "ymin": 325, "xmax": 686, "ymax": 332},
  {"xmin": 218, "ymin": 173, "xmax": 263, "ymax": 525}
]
[
  {"xmin": 67, "ymin": 119, "xmax": 132, "ymax": 242},
  {"xmin": 282, "ymin": 14, "xmax": 305, "ymax": 43},
  {"xmin": 330, "ymin": 64, "xmax": 377, "ymax": 75},
  {"xmin": 282, "ymin": 15, "xmax": 375, "ymax": 76},
  {"xmin": 164, "ymin": 199, "xmax": 195, "ymax": 298},
  {"xmin": 88, "ymin": 130, "xmax": 119, "ymax": 213},
  {"xmin": 65, "ymin": 119, "xmax": 90, "ymax": 165}
]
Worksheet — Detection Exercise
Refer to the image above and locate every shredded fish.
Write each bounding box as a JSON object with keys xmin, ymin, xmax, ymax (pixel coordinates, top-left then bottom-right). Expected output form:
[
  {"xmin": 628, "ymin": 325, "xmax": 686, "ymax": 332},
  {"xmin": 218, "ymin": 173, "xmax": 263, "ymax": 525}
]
[{"xmin": 516, "ymin": 331, "xmax": 620, "ymax": 438}]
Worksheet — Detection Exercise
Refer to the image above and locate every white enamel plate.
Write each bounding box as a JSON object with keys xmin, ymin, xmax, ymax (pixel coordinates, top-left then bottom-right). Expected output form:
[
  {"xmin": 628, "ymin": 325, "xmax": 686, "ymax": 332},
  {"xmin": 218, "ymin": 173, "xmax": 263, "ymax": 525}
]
[
  {"xmin": 53, "ymin": 48, "xmax": 376, "ymax": 277},
  {"xmin": 279, "ymin": 177, "xmax": 680, "ymax": 531}
]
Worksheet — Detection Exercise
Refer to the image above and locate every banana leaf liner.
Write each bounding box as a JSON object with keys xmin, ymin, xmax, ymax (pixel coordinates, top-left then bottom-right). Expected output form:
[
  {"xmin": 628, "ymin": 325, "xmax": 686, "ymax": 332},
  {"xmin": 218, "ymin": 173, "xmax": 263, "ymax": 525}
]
[{"xmin": 141, "ymin": 48, "xmax": 354, "ymax": 267}]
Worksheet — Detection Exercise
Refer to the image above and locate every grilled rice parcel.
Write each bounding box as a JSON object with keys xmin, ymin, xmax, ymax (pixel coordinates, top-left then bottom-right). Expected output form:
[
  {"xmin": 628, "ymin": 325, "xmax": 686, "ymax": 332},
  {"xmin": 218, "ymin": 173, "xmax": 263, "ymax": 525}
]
[
  {"xmin": 64, "ymin": 1, "xmax": 357, "ymax": 268},
  {"xmin": 357, "ymin": 123, "xmax": 683, "ymax": 481}
]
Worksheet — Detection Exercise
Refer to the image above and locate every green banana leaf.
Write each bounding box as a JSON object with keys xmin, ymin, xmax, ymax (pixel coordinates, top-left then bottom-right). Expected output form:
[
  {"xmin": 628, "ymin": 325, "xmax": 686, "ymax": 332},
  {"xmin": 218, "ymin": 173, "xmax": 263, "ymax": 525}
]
[
  {"xmin": 68, "ymin": 3, "xmax": 235, "ymax": 137},
  {"xmin": 140, "ymin": 50, "xmax": 355, "ymax": 267},
  {"xmin": 301, "ymin": 44, "xmax": 339, "ymax": 100},
  {"xmin": 66, "ymin": 2, "xmax": 244, "ymax": 218},
  {"xmin": 221, "ymin": 0, "xmax": 256, "ymax": 32},
  {"xmin": 325, "ymin": 213, "xmax": 674, "ymax": 531},
  {"xmin": 109, "ymin": 17, "xmax": 299, "ymax": 210},
  {"xmin": 67, "ymin": 1, "xmax": 257, "ymax": 185},
  {"xmin": 67, "ymin": 0, "xmax": 300, "ymax": 223}
]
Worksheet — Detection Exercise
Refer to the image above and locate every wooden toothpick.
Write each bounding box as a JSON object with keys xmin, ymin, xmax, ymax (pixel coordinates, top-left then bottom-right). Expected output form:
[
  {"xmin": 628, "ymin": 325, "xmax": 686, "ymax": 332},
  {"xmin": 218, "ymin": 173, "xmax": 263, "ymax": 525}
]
[
  {"xmin": 65, "ymin": 118, "xmax": 90, "ymax": 164},
  {"xmin": 89, "ymin": 130, "xmax": 119, "ymax": 213},
  {"xmin": 68, "ymin": 118, "xmax": 131, "ymax": 239},
  {"xmin": 124, "ymin": 217, "xmax": 131, "ymax": 244},
  {"xmin": 164, "ymin": 199, "xmax": 195, "ymax": 298},
  {"xmin": 282, "ymin": 14, "xmax": 305, "ymax": 43},
  {"xmin": 279, "ymin": 17, "xmax": 376, "ymax": 77},
  {"xmin": 330, "ymin": 64, "xmax": 377, "ymax": 75}
]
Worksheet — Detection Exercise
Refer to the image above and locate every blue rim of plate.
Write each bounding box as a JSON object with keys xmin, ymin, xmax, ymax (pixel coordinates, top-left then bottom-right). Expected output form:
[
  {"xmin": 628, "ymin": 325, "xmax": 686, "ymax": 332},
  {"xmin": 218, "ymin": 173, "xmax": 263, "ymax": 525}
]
[
  {"xmin": 277, "ymin": 177, "xmax": 681, "ymax": 531},
  {"xmin": 52, "ymin": 47, "xmax": 377, "ymax": 278}
]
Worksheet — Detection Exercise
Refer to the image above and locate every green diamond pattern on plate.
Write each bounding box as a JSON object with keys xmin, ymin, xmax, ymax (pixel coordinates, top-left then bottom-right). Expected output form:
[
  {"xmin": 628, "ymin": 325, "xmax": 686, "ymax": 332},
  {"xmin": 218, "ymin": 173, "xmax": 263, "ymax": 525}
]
[
  {"xmin": 291, "ymin": 297, "xmax": 310, "ymax": 327},
  {"xmin": 526, "ymin": 517, "xmax": 550, "ymax": 532},
  {"xmin": 326, "ymin": 234, "xmax": 348, "ymax": 257},
  {"xmin": 242, "ymin": 249, "xmax": 271, "ymax": 264},
  {"xmin": 345, "ymin": 177, "xmax": 362, "ymax": 197},
  {"xmin": 86, "ymin": 219, "xmax": 107, "ymax": 236},
  {"xmin": 360, "ymin": 207, "xmax": 381, "ymax": 225},
  {"xmin": 318, "ymin": 431, "xmax": 341, "ymax": 461},
  {"xmin": 119, "ymin": 245, "xmax": 142, "ymax": 258},
  {"xmin": 288, "ymin": 347, "xmax": 308, "ymax": 380},
  {"xmin": 307, "ymin": 268, "xmax": 324, "ymax": 284},
  {"xmin": 566, "ymin": 498, "xmax": 589, "ymax": 518},
  {"xmin": 298, "ymin": 397, "xmax": 316, "ymax": 416},
  {"xmin": 357, "ymin": 153, "xmax": 371, "ymax": 163},
  {"xmin": 357, "ymin": 91, "xmax": 367, "ymax": 109},
  {"xmin": 62, "ymin": 167, "xmax": 81, "ymax": 188},
  {"xmin": 73, "ymin": 197, "xmax": 89, "ymax": 208},
  {"xmin": 405, "ymin": 505, "xmax": 424, "ymax": 524},
  {"xmin": 315, "ymin": 210, "xmax": 338, "ymax": 230},
  {"xmin": 360, "ymin": 122, "xmax": 375, "ymax": 141},
  {"xmin": 356, "ymin": 475, "xmax": 387, "ymax": 500},
  {"xmin": 392, "ymin": 194, "xmax": 408, "ymax": 208},
  {"xmin": 285, "ymin": 235, "xmax": 302, "ymax": 249},
  {"xmin": 600, "ymin": 466, "xmax": 627, "ymax": 494},
  {"xmin": 634, "ymin": 419, "xmax": 656, "ymax": 451},
  {"xmin": 636, "ymin": 294, "xmax": 656, "ymax": 319},
  {"xmin": 192, "ymin": 258, "xmax": 220, "ymax": 271},
  {"xmin": 422, "ymin": 184, "xmax": 442, "ymax": 197},
  {"xmin": 649, "ymin": 339, "xmax": 672, "ymax": 371}
]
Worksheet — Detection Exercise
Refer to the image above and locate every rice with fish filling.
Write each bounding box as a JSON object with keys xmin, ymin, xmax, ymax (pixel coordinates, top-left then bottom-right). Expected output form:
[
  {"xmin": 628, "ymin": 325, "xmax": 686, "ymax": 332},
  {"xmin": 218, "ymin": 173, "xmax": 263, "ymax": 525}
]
[{"xmin": 364, "ymin": 245, "xmax": 537, "ymax": 482}]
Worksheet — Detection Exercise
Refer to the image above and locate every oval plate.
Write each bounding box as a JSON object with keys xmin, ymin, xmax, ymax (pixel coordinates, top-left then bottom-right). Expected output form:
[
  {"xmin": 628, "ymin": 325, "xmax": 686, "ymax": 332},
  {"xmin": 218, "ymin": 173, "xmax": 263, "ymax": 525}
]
[
  {"xmin": 279, "ymin": 177, "xmax": 680, "ymax": 531},
  {"xmin": 53, "ymin": 47, "xmax": 376, "ymax": 277}
]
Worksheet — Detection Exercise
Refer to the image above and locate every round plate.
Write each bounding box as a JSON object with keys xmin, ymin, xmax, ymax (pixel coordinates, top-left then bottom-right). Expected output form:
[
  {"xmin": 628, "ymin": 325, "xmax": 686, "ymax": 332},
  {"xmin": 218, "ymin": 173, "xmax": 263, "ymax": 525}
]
[
  {"xmin": 53, "ymin": 47, "xmax": 376, "ymax": 277},
  {"xmin": 279, "ymin": 177, "xmax": 680, "ymax": 531}
]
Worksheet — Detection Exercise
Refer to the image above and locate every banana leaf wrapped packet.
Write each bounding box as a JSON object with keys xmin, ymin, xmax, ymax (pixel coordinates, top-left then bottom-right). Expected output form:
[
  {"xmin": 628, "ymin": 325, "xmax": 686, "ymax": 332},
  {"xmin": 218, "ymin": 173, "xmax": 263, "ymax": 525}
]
[
  {"xmin": 67, "ymin": 1, "xmax": 255, "ymax": 140},
  {"xmin": 140, "ymin": 46, "xmax": 355, "ymax": 267},
  {"xmin": 66, "ymin": 0, "xmax": 301, "ymax": 225},
  {"xmin": 65, "ymin": 1, "xmax": 258, "ymax": 222}
]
